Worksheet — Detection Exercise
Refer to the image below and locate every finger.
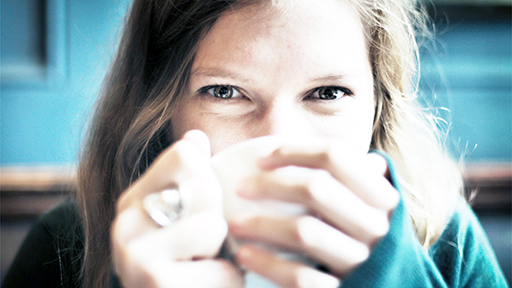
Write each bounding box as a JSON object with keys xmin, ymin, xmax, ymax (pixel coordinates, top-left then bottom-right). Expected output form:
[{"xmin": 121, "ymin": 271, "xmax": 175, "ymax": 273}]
[
  {"xmin": 364, "ymin": 152, "xmax": 389, "ymax": 178},
  {"xmin": 236, "ymin": 245, "xmax": 340, "ymax": 288},
  {"xmin": 258, "ymin": 144, "xmax": 399, "ymax": 210},
  {"xmin": 161, "ymin": 259, "xmax": 244, "ymax": 288},
  {"xmin": 230, "ymin": 215, "xmax": 370, "ymax": 276},
  {"xmin": 112, "ymin": 207, "xmax": 156, "ymax": 248},
  {"xmin": 164, "ymin": 211, "xmax": 228, "ymax": 260},
  {"xmin": 116, "ymin": 137, "xmax": 207, "ymax": 212},
  {"xmin": 117, "ymin": 134, "xmax": 223, "ymax": 217},
  {"xmin": 119, "ymin": 259, "xmax": 244, "ymax": 288},
  {"xmin": 114, "ymin": 210, "xmax": 228, "ymax": 261},
  {"xmin": 182, "ymin": 129, "xmax": 212, "ymax": 159},
  {"xmin": 134, "ymin": 133, "xmax": 212, "ymax": 197},
  {"xmin": 237, "ymin": 169, "xmax": 390, "ymax": 244}
]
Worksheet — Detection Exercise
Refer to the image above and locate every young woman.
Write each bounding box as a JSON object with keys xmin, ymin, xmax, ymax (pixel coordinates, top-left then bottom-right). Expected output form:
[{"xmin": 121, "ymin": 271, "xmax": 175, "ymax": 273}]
[{"xmin": 4, "ymin": 0, "xmax": 508, "ymax": 287}]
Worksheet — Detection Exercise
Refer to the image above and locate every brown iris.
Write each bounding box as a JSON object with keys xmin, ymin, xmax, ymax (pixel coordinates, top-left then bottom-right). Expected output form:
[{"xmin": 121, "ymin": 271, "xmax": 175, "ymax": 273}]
[{"xmin": 213, "ymin": 85, "xmax": 234, "ymax": 99}]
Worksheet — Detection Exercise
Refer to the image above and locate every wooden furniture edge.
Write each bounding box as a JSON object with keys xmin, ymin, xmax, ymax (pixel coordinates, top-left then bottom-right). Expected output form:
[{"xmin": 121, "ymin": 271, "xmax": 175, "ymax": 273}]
[
  {"xmin": 1, "ymin": 166, "xmax": 77, "ymax": 191},
  {"xmin": 0, "ymin": 162, "xmax": 510, "ymax": 217},
  {"xmin": 2, "ymin": 162, "xmax": 510, "ymax": 192},
  {"xmin": 1, "ymin": 166, "xmax": 76, "ymax": 217}
]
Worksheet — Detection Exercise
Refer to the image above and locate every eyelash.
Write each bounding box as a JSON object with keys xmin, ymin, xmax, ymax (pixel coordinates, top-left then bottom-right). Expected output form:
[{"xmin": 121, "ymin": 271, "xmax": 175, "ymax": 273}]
[
  {"xmin": 198, "ymin": 85, "xmax": 243, "ymax": 100},
  {"xmin": 197, "ymin": 85, "xmax": 353, "ymax": 101},
  {"xmin": 307, "ymin": 86, "xmax": 353, "ymax": 100}
]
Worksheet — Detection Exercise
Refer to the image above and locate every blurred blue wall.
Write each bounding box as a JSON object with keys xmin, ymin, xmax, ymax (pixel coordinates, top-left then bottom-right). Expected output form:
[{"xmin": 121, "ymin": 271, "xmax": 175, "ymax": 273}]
[
  {"xmin": 1, "ymin": 0, "xmax": 131, "ymax": 166},
  {"xmin": 420, "ymin": 16, "xmax": 511, "ymax": 162},
  {"xmin": 1, "ymin": 1, "xmax": 511, "ymax": 166}
]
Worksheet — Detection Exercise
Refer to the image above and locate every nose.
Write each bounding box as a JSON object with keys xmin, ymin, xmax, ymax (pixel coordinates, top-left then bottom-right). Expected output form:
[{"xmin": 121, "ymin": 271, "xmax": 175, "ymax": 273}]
[{"xmin": 252, "ymin": 99, "xmax": 312, "ymax": 138}]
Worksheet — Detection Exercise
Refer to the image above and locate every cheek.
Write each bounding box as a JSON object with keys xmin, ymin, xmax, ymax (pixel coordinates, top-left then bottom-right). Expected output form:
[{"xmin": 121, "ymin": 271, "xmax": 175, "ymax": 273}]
[
  {"xmin": 353, "ymin": 99, "xmax": 376, "ymax": 152},
  {"xmin": 317, "ymin": 99, "xmax": 375, "ymax": 154},
  {"xmin": 171, "ymin": 94, "xmax": 375, "ymax": 155},
  {"xmin": 170, "ymin": 100, "xmax": 253, "ymax": 154},
  {"xmin": 170, "ymin": 99, "xmax": 204, "ymax": 142},
  {"xmin": 169, "ymin": 104, "xmax": 190, "ymax": 141}
]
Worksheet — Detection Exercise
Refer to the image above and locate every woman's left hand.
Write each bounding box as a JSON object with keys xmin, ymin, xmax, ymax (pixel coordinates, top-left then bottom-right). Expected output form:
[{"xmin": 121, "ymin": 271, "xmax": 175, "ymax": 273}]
[{"xmin": 229, "ymin": 141, "xmax": 400, "ymax": 288}]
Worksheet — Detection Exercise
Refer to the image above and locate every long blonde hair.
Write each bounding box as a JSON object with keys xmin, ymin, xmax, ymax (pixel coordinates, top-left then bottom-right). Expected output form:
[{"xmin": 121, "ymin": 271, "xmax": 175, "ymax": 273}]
[
  {"xmin": 350, "ymin": 0, "xmax": 463, "ymax": 247},
  {"xmin": 77, "ymin": 0, "xmax": 463, "ymax": 286}
]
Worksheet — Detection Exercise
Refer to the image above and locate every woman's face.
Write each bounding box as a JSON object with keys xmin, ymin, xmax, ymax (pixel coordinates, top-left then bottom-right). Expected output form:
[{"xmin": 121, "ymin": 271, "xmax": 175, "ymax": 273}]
[{"xmin": 172, "ymin": 0, "xmax": 374, "ymax": 155}]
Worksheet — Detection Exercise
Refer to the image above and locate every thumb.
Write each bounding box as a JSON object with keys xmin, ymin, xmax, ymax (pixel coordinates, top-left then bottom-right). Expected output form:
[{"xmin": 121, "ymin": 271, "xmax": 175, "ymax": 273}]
[
  {"xmin": 182, "ymin": 130, "xmax": 212, "ymax": 160},
  {"xmin": 179, "ymin": 130, "xmax": 224, "ymax": 214}
]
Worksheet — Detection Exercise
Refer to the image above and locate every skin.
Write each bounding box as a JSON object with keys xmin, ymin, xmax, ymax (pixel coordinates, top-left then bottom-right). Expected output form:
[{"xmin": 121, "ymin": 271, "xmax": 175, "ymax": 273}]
[
  {"xmin": 112, "ymin": 0, "xmax": 399, "ymax": 287},
  {"xmin": 172, "ymin": 0, "xmax": 375, "ymax": 154}
]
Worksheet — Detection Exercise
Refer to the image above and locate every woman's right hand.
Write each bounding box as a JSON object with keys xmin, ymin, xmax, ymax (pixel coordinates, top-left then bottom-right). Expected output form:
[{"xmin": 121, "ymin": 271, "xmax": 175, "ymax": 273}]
[{"xmin": 111, "ymin": 130, "xmax": 244, "ymax": 288}]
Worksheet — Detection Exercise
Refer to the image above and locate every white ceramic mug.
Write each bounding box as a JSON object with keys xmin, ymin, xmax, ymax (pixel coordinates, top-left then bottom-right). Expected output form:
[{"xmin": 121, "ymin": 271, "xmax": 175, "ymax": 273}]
[
  {"xmin": 211, "ymin": 135, "xmax": 306, "ymax": 221},
  {"xmin": 211, "ymin": 136, "xmax": 315, "ymax": 287}
]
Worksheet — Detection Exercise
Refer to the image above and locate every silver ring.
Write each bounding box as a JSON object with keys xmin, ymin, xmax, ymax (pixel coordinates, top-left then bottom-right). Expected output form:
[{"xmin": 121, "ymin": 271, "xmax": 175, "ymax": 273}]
[{"xmin": 143, "ymin": 188, "xmax": 183, "ymax": 227}]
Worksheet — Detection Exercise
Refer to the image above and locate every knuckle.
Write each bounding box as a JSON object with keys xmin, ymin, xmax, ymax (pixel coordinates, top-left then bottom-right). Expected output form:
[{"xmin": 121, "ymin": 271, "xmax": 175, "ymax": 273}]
[
  {"xmin": 366, "ymin": 153, "xmax": 388, "ymax": 175},
  {"xmin": 318, "ymin": 146, "xmax": 333, "ymax": 167},
  {"xmin": 302, "ymin": 170, "xmax": 330, "ymax": 203},
  {"xmin": 324, "ymin": 144, "xmax": 342, "ymax": 167},
  {"xmin": 352, "ymin": 243, "xmax": 370, "ymax": 264},
  {"xmin": 294, "ymin": 216, "xmax": 320, "ymax": 249},
  {"xmin": 361, "ymin": 209, "xmax": 390, "ymax": 244},
  {"xmin": 373, "ymin": 211, "xmax": 391, "ymax": 237},
  {"xmin": 206, "ymin": 213, "xmax": 229, "ymax": 240},
  {"xmin": 290, "ymin": 268, "xmax": 310, "ymax": 288},
  {"xmin": 377, "ymin": 184, "xmax": 400, "ymax": 212},
  {"xmin": 291, "ymin": 268, "xmax": 336, "ymax": 288}
]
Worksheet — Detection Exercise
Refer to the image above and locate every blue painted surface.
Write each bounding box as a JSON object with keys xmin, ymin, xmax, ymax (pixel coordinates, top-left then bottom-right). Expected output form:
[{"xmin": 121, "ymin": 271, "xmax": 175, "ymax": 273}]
[
  {"xmin": 1, "ymin": 2, "xmax": 511, "ymax": 165},
  {"xmin": 1, "ymin": 0, "xmax": 132, "ymax": 165},
  {"xmin": 420, "ymin": 19, "xmax": 512, "ymax": 162},
  {"xmin": 1, "ymin": 0, "xmax": 45, "ymax": 67}
]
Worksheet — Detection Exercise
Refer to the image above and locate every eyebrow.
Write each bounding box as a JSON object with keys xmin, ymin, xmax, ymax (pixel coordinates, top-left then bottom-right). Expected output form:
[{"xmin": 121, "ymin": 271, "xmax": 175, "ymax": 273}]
[
  {"xmin": 191, "ymin": 68, "xmax": 350, "ymax": 84},
  {"xmin": 310, "ymin": 74, "xmax": 347, "ymax": 83},
  {"xmin": 190, "ymin": 67, "xmax": 252, "ymax": 83}
]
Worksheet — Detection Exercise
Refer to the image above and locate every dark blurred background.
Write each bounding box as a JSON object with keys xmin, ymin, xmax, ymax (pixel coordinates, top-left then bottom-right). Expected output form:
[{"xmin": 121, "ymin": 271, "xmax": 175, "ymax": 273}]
[{"xmin": 1, "ymin": 0, "xmax": 510, "ymax": 285}]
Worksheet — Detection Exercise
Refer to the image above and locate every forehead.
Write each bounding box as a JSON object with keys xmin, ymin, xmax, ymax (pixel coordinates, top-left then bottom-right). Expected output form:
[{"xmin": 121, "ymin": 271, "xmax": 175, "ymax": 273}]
[{"xmin": 192, "ymin": 0, "xmax": 370, "ymax": 82}]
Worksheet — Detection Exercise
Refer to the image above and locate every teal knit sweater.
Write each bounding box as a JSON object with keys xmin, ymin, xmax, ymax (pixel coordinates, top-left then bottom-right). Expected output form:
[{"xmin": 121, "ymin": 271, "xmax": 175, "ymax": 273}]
[{"xmin": 342, "ymin": 157, "xmax": 508, "ymax": 287}]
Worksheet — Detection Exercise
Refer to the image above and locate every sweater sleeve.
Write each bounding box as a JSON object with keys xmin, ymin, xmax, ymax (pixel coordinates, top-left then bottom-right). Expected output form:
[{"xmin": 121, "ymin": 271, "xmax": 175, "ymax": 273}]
[
  {"xmin": 341, "ymin": 156, "xmax": 508, "ymax": 288},
  {"xmin": 2, "ymin": 202, "xmax": 83, "ymax": 288},
  {"xmin": 428, "ymin": 201, "xmax": 508, "ymax": 288}
]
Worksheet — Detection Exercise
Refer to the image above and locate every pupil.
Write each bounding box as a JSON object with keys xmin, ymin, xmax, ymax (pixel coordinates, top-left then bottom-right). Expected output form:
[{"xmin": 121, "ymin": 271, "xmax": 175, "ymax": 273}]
[
  {"xmin": 215, "ymin": 86, "xmax": 232, "ymax": 98},
  {"xmin": 320, "ymin": 88, "xmax": 336, "ymax": 100}
]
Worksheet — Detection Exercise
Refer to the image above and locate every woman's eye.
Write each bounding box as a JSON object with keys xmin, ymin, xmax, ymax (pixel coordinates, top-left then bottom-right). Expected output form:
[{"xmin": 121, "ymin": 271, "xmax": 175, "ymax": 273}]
[
  {"xmin": 201, "ymin": 85, "xmax": 241, "ymax": 99},
  {"xmin": 311, "ymin": 87, "xmax": 351, "ymax": 100}
]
